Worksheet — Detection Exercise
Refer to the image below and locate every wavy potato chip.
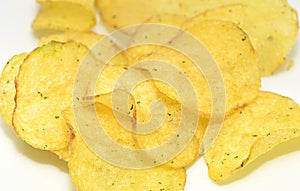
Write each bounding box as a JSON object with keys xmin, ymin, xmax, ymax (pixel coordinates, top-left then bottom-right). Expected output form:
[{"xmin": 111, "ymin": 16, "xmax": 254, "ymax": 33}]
[
  {"xmin": 13, "ymin": 41, "xmax": 89, "ymax": 151},
  {"xmin": 125, "ymin": 20, "xmax": 260, "ymax": 117},
  {"xmin": 96, "ymin": 0, "xmax": 298, "ymax": 76},
  {"xmin": 0, "ymin": 53, "xmax": 27, "ymax": 127},
  {"xmin": 204, "ymin": 91, "xmax": 300, "ymax": 182},
  {"xmin": 62, "ymin": 58, "xmax": 204, "ymax": 168},
  {"xmin": 33, "ymin": 0, "xmax": 96, "ymax": 31},
  {"xmin": 39, "ymin": 31, "xmax": 104, "ymax": 48},
  {"xmin": 99, "ymin": 67, "xmax": 205, "ymax": 168}
]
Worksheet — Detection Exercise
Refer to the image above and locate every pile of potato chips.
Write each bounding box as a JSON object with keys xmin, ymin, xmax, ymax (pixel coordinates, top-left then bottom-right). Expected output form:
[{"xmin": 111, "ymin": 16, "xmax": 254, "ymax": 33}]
[{"xmin": 0, "ymin": 0, "xmax": 299, "ymax": 190}]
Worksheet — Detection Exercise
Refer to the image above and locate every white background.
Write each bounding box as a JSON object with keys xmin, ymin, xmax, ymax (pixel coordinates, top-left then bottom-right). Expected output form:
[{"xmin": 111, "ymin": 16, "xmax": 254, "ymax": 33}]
[{"xmin": 0, "ymin": 0, "xmax": 299, "ymax": 190}]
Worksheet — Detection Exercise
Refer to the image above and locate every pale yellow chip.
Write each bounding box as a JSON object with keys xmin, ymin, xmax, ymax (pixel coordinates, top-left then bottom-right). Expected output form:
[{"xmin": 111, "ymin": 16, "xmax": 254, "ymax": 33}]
[
  {"xmin": 123, "ymin": 20, "xmax": 260, "ymax": 117},
  {"xmin": 64, "ymin": 107, "xmax": 186, "ymax": 191},
  {"xmin": 33, "ymin": 0, "xmax": 96, "ymax": 31},
  {"xmin": 68, "ymin": 132, "xmax": 186, "ymax": 191},
  {"xmin": 1, "ymin": 32, "xmax": 104, "ymax": 161},
  {"xmin": 106, "ymin": 75, "xmax": 205, "ymax": 168},
  {"xmin": 39, "ymin": 31, "xmax": 104, "ymax": 48},
  {"xmin": 13, "ymin": 41, "xmax": 89, "ymax": 151},
  {"xmin": 184, "ymin": 2, "xmax": 298, "ymax": 76},
  {"xmin": 0, "ymin": 53, "xmax": 27, "ymax": 127},
  {"xmin": 1, "ymin": 31, "xmax": 103, "ymax": 127},
  {"xmin": 65, "ymin": 70, "xmax": 205, "ymax": 168},
  {"xmin": 95, "ymin": 0, "xmax": 229, "ymax": 30},
  {"xmin": 183, "ymin": 20, "xmax": 260, "ymax": 116},
  {"xmin": 131, "ymin": 83, "xmax": 204, "ymax": 168},
  {"xmin": 96, "ymin": 0, "xmax": 298, "ymax": 76},
  {"xmin": 204, "ymin": 91, "xmax": 300, "ymax": 182}
]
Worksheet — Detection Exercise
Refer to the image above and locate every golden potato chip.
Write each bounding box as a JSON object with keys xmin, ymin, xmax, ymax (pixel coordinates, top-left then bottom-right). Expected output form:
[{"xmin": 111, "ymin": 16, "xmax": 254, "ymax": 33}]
[
  {"xmin": 39, "ymin": 31, "xmax": 104, "ymax": 48},
  {"xmin": 97, "ymin": 0, "xmax": 298, "ymax": 76},
  {"xmin": 13, "ymin": 41, "xmax": 89, "ymax": 151},
  {"xmin": 204, "ymin": 91, "xmax": 300, "ymax": 182},
  {"xmin": 66, "ymin": 115, "xmax": 186, "ymax": 191},
  {"xmin": 0, "ymin": 53, "xmax": 27, "ymax": 127},
  {"xmin": 32, "ymin": 0, "xmax": 96, "ymax": 31},
  {"xmin": 125, "ymin": 20, "xmax": 260, "ymax": 117}
]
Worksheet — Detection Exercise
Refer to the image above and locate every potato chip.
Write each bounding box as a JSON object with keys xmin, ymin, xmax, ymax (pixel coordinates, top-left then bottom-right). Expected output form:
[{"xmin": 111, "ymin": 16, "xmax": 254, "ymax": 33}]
[
  {"xmin": 183, "ymin": 20, "xmax": 260, "ymax": 116},
  {"xmin": 113, "ymin": 72, "xmax": 204, "ymax": 168},
  {"xmin": 13, "ymin": 41, "xmax": 89, "ymax": 151},
  {"xmin": 131, "ymin": 84, "xmax": 204, "ymax": 168},
  {"xmin": 64, "ymin": 67, "xmax": 204, "ymax": 168},
  {"xmin": 56, "ymin": 92, "xmax": 134, "ymax": 162},
  {"xmin": 39, "ymin": 31, "xmax": 104, "ymax": 48},
  {"xmin": 0, "ymin": 53, "xmax": 27, "ymax": 127},
  {"xmin": 184, "ymin": 2, "xmax": 298, "ymax": 76},
  {"xmin": 2, "ymin": 32, "xmax": 103, "ymax": 128},
  {"xmin": 96, "ymin": 0, "xmax": 298, "ymax": 76},
  {"xmin": 95, "ymin": 0, "xmax": 228, "ymax": 30},
  {"xmin": 32, "ymin": 0, "xmax": 96, "ymax": 31},
  {"xmin": 125, "ymin": 20, "xmax": 260, "ymax": 117},
  {"xmin": 204, "ymin": 91, "xmax": 300, "ymax": 182},
  {"xmin": 66, "ymin": 112, "xmax": 186, "ymax": 191},
  {"xmin": 1, "ymin": 33, "xmax": 106, "ymax": 161}
]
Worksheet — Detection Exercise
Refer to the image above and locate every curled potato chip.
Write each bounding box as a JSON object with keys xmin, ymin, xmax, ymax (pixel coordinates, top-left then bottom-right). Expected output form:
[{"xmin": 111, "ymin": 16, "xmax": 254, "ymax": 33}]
[
  {"xmin": 33, "ymin": 0, "xmax": 96, "ymax": 31},
  {"xmin": 0, "ymin": 53, "xmax": 27, "ymax": 127},
  {"xmin": 97, "ymin": 0, "xmax": 298, "ymax": 76},
  {"xmin": 204, "ymin": 91, "xmax": 300, "ymax": 182},
  {"xmin": 39, "ymin": 31, "xmax": 104, "ymax": 48},
  {"xmin": 13, "ymin": 41, "xmax": 89, "ymax": 151}
]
